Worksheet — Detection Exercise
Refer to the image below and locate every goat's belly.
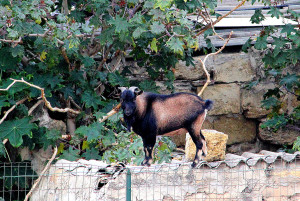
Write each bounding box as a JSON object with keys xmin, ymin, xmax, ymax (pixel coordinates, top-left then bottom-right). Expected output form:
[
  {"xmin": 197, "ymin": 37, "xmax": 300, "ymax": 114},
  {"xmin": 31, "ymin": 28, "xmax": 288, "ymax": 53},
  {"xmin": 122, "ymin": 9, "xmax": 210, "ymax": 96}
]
[{"xmin": 161, "ymin": 128, "xmax": 188, "ymax": 136}]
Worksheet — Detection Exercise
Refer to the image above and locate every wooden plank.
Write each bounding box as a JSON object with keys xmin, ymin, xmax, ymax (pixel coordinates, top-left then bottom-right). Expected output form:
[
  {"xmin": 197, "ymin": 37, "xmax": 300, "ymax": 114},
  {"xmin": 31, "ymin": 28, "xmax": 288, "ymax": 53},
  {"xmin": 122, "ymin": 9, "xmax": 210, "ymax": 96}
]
[
  {"xmin": 198, "ymin": 27, "xmax": 284, "ymax": 47},
  {"xmin": 188, "ymin": 16, "xmax": 299, "ymax": 27}
]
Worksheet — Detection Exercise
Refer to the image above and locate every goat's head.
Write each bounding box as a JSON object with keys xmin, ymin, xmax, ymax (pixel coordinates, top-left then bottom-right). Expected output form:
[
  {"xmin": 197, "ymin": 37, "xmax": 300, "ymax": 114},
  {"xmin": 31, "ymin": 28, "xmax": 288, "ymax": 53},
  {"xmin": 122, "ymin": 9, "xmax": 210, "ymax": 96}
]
[{"xmin": 119, "ymin": 87, "xmax": 142, "ymax": 117}]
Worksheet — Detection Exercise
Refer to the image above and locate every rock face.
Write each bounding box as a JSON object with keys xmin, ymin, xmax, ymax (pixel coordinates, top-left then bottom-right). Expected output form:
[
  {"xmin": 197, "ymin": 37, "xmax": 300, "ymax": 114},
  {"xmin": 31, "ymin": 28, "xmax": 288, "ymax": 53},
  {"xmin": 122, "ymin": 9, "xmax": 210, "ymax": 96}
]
[
  {"xmin": 174, "ymin": 59, "xmax": 205, "ymax": 80},
  {"xmin": 258, "ymin": 126, "xmax": 299, "ymax": 145},
  {"xmin": 200, "ymin": 83, "xmax": 241, "ymax": 115},
  {"xmin": 211, "ymin": 53, "xmax": 255, "ymax": 83},
  {"xmin": 185, "ymin": 129, "xmax": 228, "ymax": 162},
  {"xmin": 241, "ymin": 82, "xmax": 275, "ymax": 118}
]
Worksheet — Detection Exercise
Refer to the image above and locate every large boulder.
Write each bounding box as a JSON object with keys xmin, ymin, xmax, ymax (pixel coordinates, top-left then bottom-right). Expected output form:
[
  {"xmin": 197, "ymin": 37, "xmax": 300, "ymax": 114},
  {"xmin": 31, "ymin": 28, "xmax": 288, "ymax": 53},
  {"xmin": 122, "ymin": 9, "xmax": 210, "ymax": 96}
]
[
  {"xmin": 199, "ymin": 83, "xmax": 241, "ymax": 115},
  {"xmin": 185, "ymin": 129, "xmax": 228, "ymax": 162}
]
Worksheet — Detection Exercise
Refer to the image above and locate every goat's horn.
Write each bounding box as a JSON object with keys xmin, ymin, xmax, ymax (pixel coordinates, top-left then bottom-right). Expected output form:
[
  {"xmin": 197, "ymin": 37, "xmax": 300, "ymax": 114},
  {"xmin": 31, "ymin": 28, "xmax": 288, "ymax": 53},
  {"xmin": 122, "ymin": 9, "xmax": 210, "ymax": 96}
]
[
  {"xmin": 129, "ymin": 86, "xmax": 139, "ymax": 92},
  {"xmin": 118, "ymin": 87, "xmax": 128, "ymax": 92}
]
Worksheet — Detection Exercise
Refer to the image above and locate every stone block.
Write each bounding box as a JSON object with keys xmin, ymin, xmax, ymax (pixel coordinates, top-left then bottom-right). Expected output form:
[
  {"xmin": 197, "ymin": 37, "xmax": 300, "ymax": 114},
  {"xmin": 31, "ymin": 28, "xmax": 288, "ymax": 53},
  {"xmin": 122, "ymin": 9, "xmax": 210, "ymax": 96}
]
[
  {"xmin": 174, "ymin": 59, "xmax": 205, "ymax": 80},
  {"xmin": 199, "ymin": 83, "xmax": 241, "ymax": 115},
  {"xmin": 241, "ymin": 82, "xmax": 275, "ymax": 118},
  {"xmin": 185, "ymin": 129, "xmax": 228, "ymax": 162},
  {"xmin": 210, "ymin": 53, "xmax": 255, "ymax": 83},
  {"xmin": 213, "ymin": 114, "xmax": 257, "ymax": 145},
  {"xmin": 258, "ymin": 126, "xmax": 299, "ymax": 145}
]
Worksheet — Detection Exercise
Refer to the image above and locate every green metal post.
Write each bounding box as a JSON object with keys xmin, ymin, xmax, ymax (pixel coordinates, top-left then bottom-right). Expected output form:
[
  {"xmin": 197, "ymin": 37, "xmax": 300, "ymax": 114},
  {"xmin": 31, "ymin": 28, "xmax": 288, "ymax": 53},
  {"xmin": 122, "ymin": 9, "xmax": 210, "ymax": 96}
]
[{"xmin": 126, "ymin": 168, "xmax": 131, "ymax": 201}]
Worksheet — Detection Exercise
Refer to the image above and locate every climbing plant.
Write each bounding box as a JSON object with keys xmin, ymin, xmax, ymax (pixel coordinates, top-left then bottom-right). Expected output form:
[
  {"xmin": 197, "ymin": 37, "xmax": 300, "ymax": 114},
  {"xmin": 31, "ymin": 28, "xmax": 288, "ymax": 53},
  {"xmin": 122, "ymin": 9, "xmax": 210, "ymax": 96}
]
[{"xmin": 242, "ymin": 1, "xmax": 300, "ymax": 135}]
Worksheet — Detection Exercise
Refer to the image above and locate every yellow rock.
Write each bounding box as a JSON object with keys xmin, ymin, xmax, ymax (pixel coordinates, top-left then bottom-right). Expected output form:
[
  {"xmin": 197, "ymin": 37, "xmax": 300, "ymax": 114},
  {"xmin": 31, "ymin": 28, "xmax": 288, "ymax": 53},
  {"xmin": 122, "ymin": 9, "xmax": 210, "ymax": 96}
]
[{"xmin": 185, "ymin": 129, "xmax": 228, "ymax": 162}]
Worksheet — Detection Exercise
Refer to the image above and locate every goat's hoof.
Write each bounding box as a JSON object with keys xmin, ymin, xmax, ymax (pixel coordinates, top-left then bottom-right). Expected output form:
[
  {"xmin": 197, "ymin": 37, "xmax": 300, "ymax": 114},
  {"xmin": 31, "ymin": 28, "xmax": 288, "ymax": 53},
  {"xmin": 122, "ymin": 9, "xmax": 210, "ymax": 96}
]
[
  {"xmin": 191, "ymin": 162, "xmax": 197, "ymax": 168},
  {"xmin": 141, "ymin": 160, "xmax": 151, "ymax": 167},
  {"xmin": 202, "ymin": 151, "xmax": 207, "ymax": 157}
]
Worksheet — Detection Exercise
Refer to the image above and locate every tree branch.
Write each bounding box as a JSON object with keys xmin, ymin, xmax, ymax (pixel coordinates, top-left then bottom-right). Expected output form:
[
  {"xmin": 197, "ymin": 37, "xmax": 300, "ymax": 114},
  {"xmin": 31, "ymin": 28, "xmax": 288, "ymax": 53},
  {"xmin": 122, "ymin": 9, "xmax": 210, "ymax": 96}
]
[
  {"xmin": 99, "ymin": 103, "xmax": 121, "ymax": 123},
  {"xmin": 24, "ymin": 146, "xmax": 58, "ymax": 201},
  {"xmin": 196, "ymin": 0, "xmax": 247, "ymax": 36},
  {"xmin": 197, "ymin": 31, "xmax": 233, "ymax": 96},
  {"xmin": 0, "ymin": 78, "xmax": 81, "ymax": 114}
]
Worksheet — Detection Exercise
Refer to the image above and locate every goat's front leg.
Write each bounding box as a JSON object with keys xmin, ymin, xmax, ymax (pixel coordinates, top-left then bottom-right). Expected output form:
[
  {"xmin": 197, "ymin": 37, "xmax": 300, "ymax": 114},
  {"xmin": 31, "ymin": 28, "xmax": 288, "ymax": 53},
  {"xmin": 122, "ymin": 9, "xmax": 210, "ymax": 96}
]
[{"xmin": 141, "ymin": 137, "xmax": 156, "ymax": 167}]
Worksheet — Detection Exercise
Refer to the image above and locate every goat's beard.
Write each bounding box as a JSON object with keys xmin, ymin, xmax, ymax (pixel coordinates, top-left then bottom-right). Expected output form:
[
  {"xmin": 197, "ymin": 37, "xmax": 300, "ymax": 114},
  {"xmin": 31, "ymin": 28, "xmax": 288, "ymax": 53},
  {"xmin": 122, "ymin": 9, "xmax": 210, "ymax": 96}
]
[{"xmin": 124, "ymin": 115, "xmax": 135, "ymax": 132}]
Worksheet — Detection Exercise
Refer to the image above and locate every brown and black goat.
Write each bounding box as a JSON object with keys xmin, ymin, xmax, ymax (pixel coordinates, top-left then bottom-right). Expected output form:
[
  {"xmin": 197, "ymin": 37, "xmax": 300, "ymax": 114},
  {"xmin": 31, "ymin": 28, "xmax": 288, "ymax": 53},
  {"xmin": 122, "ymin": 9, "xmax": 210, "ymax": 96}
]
[{"xmin": 119, "ymin": 87, "xmax": 213, "ymax": 167}]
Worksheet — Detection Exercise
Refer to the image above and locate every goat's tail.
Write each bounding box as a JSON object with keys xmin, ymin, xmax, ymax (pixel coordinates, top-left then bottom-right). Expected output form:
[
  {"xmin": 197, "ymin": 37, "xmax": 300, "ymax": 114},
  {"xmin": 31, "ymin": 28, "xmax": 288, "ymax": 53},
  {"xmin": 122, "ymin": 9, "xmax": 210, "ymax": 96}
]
[{"xmin": 204, "ymin": 99, "xmax": 213, "ymax": 111}]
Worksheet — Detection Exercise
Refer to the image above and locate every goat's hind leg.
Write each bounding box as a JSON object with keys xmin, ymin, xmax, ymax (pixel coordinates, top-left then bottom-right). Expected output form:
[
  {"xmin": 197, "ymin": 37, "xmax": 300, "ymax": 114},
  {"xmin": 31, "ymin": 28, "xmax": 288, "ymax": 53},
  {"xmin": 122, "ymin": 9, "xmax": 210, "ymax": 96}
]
[
  {"xmin": 200, "ymin": 130, "xmax": 207, "ymax": 157},
  {"xmin": 188, "ymin": 127, "xmax": 205, "ymax": 168}
]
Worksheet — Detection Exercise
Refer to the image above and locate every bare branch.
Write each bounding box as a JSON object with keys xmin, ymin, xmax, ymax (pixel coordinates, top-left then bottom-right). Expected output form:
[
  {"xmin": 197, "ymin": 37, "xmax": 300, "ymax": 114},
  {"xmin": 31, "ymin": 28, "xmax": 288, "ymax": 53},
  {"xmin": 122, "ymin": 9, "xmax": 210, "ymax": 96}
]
[
  {"xmin": 24, "ymin": 146, "xmax": 58, "ymax": 201},
  {"xmin": 0, "ymin": 78, "xmax": 81, "ymax": 114},
  {"xmin": 198, "ymin": 31, "xmax": 233, "ymax": 97},
  {"xmin": 99, "ymin": 103, "xmax": 121, "ymax": 123},
  {"xmin": 196, "ymin": 0, "xmax": 247, "ymax": 36},
  {"xmin": 28, "ymin": 100, "xmax": 44, "ymax": 116},
  {"xmin": 0, "ymin": 98, "xmax": 27, "ymax": 125}
]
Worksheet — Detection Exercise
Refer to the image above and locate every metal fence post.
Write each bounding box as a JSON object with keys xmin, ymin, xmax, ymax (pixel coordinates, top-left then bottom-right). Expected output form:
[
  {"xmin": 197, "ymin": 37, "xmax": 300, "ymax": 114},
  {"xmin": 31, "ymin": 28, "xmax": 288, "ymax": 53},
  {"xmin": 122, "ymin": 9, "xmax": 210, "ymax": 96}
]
[{"xmin": 126, "ymin": 168, "xmax": 131, "ymax": 201}]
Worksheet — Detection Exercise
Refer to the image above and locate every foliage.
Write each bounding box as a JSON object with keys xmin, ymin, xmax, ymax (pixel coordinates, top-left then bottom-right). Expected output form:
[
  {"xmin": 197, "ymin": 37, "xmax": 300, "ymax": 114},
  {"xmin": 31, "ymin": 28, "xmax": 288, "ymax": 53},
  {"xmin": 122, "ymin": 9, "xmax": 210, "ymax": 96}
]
[
  {"xmin": 0, "ymin": 0, "xmax": 220, "ymax": 164},
  {"xmin": 243, "ymin": 1, "xmax": 300, "ymax": 133},
  {"xmin": 293, "ymin": 137, "xmax": 300, "ymax": 152}
]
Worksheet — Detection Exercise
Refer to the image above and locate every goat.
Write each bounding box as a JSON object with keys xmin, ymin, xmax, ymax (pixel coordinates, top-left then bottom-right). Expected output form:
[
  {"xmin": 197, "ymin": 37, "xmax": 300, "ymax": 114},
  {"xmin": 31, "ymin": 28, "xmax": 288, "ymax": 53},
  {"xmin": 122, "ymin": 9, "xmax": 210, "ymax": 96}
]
[{"xmin": 119, "ymin": 86, "xmax": 213, "ymax": 167}]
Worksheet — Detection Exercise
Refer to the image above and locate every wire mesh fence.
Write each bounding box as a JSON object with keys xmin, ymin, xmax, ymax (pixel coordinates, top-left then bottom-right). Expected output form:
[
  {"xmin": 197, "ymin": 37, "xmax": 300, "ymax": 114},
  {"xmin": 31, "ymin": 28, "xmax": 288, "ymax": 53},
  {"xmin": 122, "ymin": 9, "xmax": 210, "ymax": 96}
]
[{"xmin": 0, "ymin": 152, "xmax": 299, "ymax": 201}]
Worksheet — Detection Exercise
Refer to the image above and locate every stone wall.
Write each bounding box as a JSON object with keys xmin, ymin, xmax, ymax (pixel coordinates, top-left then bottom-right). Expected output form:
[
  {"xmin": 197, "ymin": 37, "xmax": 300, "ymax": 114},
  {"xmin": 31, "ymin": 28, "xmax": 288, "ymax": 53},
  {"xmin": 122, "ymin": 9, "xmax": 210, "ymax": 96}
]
[{"xmin": 128, "ymin": 48, "xmax": 299, "ymax": 153}]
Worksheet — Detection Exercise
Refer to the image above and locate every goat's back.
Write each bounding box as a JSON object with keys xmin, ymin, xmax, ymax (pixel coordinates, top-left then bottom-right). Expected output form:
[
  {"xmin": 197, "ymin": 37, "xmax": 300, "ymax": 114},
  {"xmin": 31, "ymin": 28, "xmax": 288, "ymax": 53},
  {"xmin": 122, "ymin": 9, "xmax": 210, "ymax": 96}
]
[{"xmin": 136, "ymin": 92, "xmax": 208, "ymax": 132}]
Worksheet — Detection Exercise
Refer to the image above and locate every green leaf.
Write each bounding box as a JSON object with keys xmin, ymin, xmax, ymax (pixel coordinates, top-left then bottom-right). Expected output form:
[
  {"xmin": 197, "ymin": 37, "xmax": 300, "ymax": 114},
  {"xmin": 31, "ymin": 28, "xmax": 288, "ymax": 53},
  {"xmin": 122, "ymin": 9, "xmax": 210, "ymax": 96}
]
[
  {"xmin": 150, "ymin": 21, "xmax": 165, "ymax": 35},
  {"xmin": 75, "ymin": 122, "xmax": 104, "ymax": 142},
  {"xmin": 267, "ymin": 7, "xmax": 283, "ymax": 19},
  {"xmin": 110, "ymin": 15, "xmax": 131, "ymax": 33},
  {"xmin": 59, "ymin": 147, "xmax": 80, "ymax": 161},
  {"xmin": 250, "ymin": 9, "xmax": 265, "ymax": 24},
  {"xmin": 254, "ymin": 35, "xmax": 268, "ymax": 50},
  {"xmin": 280, "ymin": 73, "xmax": 300, "ymax": 90},
  {"xmin": 261, "ymin": 97, "xmax": 280, "ymax": 110},
  {"xmin": 242, "ymin": 38, "xmax": 252, "ymax": 53},
  {"xmin": 154, "ymin": 0, "xmax": 173, "ymax": 11},
  {"xmin": 139, "ymin": 80, "xmax": 159, "ymax": 92},
  {"xmin": 260, "ymin": 114, "xmax": 288, "ymax": 130},
  {"xmin": 132, "ymin": 27, "xmax": 147, "ymax": 39},
  {"xmin": 82, "ymin": 147, "xmax": 101, "ymax": 160},
  {"xmin": 108, "ymin": 71, "xmax": 129, "ymax": 87},
  {"xmin": 293, "ymin": 137, "xmax": 300, "ymax": 151},
  {"xmin": 166, "ymin": 37, "xmax": 184, "ymax": 56},
  {"xmin": 10, "ymin": 45, "xmax": 24, "ymax": 57},
  {"xmin": 0, "ymin": 97, "xmax": 10, "ymax": 113},
  {"xmin": 150, "ymin": 38, "xmax": 158, "ymax": 53},
  {"xmin": 281, "ymin": 24, "xmax": 295, "ymax": 35},
  {"xmin": 0, "ymin": 117, "xmax": 36, "ymax": 147},
  {"xmin": 82, "ymin": 91, "xmax": 102, "ymax": 110},
  {"xmin": 0, "ymin": 142, "xmax": 6, "ymax": 157}
]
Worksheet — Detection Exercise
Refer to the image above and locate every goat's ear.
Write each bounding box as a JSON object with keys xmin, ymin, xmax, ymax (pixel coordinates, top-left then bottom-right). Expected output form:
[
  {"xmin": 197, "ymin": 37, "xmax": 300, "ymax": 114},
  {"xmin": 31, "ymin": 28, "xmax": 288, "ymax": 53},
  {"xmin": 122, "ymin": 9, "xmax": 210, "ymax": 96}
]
[{"xmin": 118, "ymin": 87, "xmax": 127, "ymax": 93}]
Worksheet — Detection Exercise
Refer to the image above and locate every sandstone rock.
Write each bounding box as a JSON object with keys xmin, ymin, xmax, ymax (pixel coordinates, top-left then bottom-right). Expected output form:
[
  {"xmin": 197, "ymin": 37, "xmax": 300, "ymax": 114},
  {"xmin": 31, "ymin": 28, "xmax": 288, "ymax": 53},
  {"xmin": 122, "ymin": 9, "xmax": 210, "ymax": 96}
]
[
  {"xmin": 241, "ymin": 82, "xmax": 275, "ymax": 118},
  {"xmin": 211, "ymin": 53, "xmax": 255, "ymax": 83},
  {"xmin": 212, "ymin": 114, "xmax": 257, "ymax": 145},
  {"xmin": 258, "ymin": 126, "xmax": 299, "ymax": 145},
  {"xmin": 199, "ymin": 83, "xmax": 241, "ymax": 115},
  {"xmin": 174, "ymin": 59, "xmax": 205, "ymax": 80},
  {"xmin": 185, "ymin": 129, "xmax": 228, "ymax": 162}
]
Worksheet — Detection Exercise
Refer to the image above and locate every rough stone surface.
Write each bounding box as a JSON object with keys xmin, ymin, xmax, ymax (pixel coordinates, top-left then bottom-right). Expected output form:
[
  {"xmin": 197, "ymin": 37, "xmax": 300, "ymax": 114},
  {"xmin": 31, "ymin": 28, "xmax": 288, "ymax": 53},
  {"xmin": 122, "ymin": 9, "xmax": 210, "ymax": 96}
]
[
  {"xmin": 212, "ymin": 114, "xmax": 257, "ymax": 145},
  {"xmin": 241, "ymin": 82, "xmax": 275, "ymax": 118},
  {"xmin": 200, "ymin": 83, "xmax": 241, "ymax": 115},
  {"xmin": 185, "ymin": 129, "xmax": 228, "ymax": 162},
  {"xmin": 174, "ymin": 58, "xmax": 205, "ymax": 80},
  {"xmin": 258, "ymin": 126, "xmax": 299, "ymax": 145},
  {"xmin": 211, "ymin": 53, "xmax": 255, "ymax": 83}
]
